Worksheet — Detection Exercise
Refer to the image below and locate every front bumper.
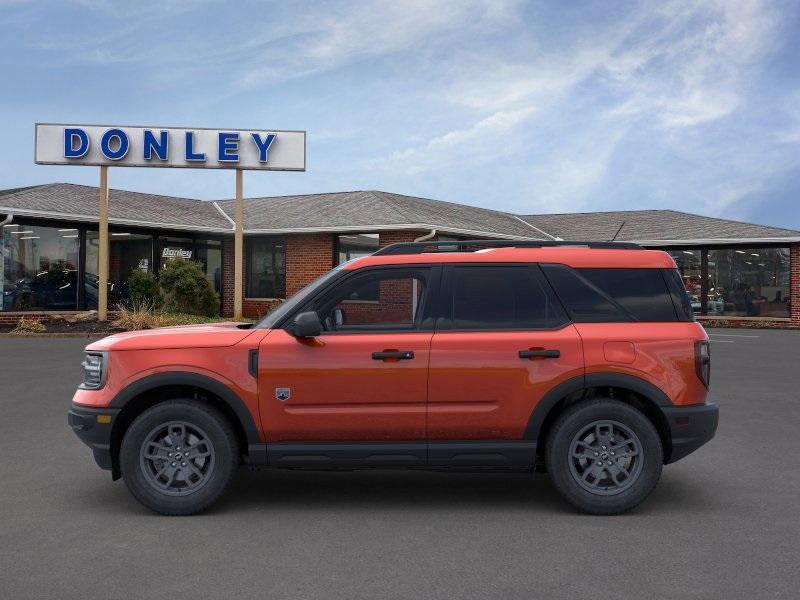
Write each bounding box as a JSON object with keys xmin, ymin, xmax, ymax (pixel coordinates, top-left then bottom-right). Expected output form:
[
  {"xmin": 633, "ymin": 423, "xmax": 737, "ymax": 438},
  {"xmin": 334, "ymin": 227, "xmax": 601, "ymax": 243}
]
[
  {"xmin": 68, "ymin": 405, "xmax": 120, "ymax": 472},
  {"xmin": 662, "ymin": 401, "xmax": 719, "ymax": 464}
]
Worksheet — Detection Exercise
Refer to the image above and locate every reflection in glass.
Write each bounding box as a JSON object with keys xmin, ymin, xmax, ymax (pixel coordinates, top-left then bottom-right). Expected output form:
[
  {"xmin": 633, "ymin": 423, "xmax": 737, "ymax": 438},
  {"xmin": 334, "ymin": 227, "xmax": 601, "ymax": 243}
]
[
  {"xmin": 2, "ymin": 224, "xmax": 80, "ymax": 310},
  {"xmin": 707, "ymin": 248, "xmax": 790, "ymax": 318}
]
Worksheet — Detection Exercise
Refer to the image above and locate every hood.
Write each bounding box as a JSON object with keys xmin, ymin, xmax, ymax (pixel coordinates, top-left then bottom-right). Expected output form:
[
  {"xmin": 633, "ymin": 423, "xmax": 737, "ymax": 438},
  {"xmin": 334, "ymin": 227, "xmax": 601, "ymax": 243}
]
[{"xmin": 87, "ymin": 322, "xmax": 257, "ymax": 351}]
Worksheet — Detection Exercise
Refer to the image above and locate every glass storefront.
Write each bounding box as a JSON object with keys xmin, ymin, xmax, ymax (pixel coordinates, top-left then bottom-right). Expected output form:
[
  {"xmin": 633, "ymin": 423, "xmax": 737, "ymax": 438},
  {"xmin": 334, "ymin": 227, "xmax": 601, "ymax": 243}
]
[
  {"xmin": 707, "ymin": 248, "xmax": 790, "ymax": 318},
  {"xmin": 661, "ymin": 246, "xmax": 791, "ymax": 319},
  {"xmin": 85, "ymin": 230, "xmax": 154, "ymax": 308},
  {"xmin": 1, "ymin": 223, "xmax": 80, "ymax": 310}
]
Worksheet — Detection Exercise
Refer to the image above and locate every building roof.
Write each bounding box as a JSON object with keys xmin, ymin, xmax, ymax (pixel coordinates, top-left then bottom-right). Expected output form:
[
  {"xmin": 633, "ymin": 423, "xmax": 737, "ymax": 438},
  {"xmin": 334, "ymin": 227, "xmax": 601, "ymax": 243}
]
[
  {"xmin": 519, "ymin": 210, "xmax": 800, "ymax": 244},
  {"xmin": 215, "ymin": 190, "xmax": 543, "ymax": 239},
  {"xmin": 1, "ymin": 183, "xmax": 798, "ymax": 244},
  {"xmin": 0, "ymin": 183, "xmax": 231, "ymax": 232}
]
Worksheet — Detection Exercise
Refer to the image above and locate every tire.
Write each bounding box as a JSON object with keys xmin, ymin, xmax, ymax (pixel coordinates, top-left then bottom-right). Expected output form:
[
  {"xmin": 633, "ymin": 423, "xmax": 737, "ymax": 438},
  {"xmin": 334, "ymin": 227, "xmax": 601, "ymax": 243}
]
[
  {"xmin": 545, "ymin": 399, "xmax": 663, "ymax": 515},
  {"xmin": 120, "ymin": 400, "xmax": 239, "ymax": 515}
]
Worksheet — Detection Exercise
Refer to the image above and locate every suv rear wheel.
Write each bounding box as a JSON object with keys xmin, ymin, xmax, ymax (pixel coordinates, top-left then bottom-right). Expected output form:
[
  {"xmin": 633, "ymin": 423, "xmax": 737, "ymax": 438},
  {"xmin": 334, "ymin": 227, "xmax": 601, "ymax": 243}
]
[
  {"xmin": 120, "ymin": 400, "xmax": 238, "ymax": 515},
  {"xmin": 545, "ymin": 399, "xmax": 663, "ymax": 515}
]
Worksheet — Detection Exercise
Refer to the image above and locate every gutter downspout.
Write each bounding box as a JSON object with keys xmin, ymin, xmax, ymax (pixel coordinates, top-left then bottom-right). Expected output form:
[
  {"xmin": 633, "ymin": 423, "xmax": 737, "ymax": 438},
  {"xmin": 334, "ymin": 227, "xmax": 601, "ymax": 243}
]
[
  {"xmin": 0, "ymin": 213, "xmax": 12, "ymax": 226},
  {"xmin": 414, "ymin": 228, "xmax": 437, "ymax": 242}
]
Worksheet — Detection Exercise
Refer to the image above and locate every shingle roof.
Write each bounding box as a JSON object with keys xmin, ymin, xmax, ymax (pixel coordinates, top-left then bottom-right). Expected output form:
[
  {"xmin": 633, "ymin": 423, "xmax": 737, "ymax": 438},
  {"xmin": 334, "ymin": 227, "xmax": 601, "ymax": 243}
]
[
  {"xmin": 1, "ymin": 183, "xmax": 798, "ymax": 243},
  {"xmin": 519, "ymin": 210, "xmax": 800, "ymax": 243},
  {"xmin": 0, "ymin": 183, "xmax": 231, "ymax": 232},
  {"xmin": 215, "ymin": 190, "xmax": 543, "ymax": 239}
]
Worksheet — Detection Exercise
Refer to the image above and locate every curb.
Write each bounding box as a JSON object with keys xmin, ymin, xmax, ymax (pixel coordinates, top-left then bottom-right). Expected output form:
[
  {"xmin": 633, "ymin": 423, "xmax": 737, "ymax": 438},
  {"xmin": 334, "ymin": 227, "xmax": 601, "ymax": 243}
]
[{"xmin": 0, "ymin": 333, "xmax": 109, "ymax": 338}]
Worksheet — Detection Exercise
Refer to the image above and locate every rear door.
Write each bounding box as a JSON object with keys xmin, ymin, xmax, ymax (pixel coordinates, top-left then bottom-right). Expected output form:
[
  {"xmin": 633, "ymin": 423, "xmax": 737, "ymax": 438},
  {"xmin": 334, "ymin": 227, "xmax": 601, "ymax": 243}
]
[{"xmin": 427, "ymin": 264, "xmax": 583, "ymax": 466}]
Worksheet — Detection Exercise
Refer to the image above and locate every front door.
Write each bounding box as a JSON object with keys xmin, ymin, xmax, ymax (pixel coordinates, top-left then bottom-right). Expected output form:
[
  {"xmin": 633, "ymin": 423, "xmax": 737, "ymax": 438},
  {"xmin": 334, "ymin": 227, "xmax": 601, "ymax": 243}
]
[
  {"xmin": 427, "ymin": 264, "xmax": 584, "ymax": 466},
  {"xmin": 258, "ymin": 266, "xmax": 437, "ymax": 464}
]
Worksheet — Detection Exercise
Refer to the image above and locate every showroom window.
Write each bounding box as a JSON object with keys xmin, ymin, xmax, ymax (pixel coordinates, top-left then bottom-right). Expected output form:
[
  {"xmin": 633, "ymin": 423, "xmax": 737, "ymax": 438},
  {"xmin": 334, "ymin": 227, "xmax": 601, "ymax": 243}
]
[
  {"xmin": 1, "ymin": 223, "xmax": 80, "ymax": 310},
  {"xmin": 85, "ymin": 230, "xmax": 154, "ymax": 309},
  {"xmin": 337, "ymin": 233, "xmax": 379, "ymax": 264},
  {"xmin": 246, "ymin": 237, "xmax": 285, "ymax": 298},
  {"xmin": 659, "ymin": 246, "xmax": 791, "ymax": 319},
  {"xmin": 706, "ymin": 248, "xmax": 790, "ymax": 318}
]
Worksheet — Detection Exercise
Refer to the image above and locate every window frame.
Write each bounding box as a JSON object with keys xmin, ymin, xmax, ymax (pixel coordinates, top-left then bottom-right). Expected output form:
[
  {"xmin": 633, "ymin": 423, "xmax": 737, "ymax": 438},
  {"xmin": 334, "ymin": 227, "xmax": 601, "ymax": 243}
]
[
  {"xmin": 436, "ymin": 263, "xmax": 571, "ymax": 332},
  {"xmin": 283, "ymin": 264, "xmax": 441, "ymax": 335}
]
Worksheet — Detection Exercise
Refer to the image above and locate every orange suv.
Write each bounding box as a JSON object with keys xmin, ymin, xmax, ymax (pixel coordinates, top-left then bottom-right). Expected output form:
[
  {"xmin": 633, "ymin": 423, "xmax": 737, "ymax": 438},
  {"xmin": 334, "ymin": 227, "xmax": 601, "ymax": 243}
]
[{"xmin": 68, "ymin": 240, "xmax": 718, "ymax": 515}]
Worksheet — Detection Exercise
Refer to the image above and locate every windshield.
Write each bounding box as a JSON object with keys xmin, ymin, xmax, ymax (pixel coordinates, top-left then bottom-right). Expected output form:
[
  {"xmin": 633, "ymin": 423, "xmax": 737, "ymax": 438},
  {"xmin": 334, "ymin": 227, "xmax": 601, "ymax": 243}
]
[{"xmin": 256, "ymin": 264, "xmax": 345, "ymax": 329}]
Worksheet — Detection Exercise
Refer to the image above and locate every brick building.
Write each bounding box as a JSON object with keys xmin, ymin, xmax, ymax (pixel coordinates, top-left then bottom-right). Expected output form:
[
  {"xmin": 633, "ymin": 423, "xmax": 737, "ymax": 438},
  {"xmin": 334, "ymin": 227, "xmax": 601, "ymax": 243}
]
[{"xmin": 2, "ymin": 183, "xmax": 799, "ymax": 328}]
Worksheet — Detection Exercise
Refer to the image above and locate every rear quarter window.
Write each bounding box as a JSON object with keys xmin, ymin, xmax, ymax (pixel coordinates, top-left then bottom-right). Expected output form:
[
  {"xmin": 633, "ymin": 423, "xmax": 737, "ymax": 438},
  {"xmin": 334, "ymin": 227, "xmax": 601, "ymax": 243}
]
[{"xmin": 541, "ymin": 265, "xmax": 681, "ymax": 322}]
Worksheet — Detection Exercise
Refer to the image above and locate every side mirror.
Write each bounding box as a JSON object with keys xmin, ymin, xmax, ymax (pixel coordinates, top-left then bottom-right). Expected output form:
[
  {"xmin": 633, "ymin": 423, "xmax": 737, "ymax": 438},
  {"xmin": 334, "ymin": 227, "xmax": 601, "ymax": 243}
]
[{"xmin": 291, "ymin": 311, "xmax": 322, "ymax": 338}]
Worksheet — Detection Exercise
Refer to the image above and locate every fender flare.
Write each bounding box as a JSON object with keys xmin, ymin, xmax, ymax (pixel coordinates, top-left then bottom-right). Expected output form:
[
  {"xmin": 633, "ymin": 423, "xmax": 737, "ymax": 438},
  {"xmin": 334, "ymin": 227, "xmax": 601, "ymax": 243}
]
[
  {"xmin": 109, "ymin": 371, "xmax": 261, "ymax": 445},
  {"xmin": 523, "ymin": 372, "xmax": 671, "ymax": 441}
]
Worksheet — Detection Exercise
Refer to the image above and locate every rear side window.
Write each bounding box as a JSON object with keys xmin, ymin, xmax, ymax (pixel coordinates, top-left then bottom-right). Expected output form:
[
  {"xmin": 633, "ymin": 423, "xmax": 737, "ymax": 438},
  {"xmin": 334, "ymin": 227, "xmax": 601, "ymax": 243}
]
[
  {"xmin": 662, "ymin": 268, "xmax": 694, "ymax": 321},
  {"xmin": 446, "ymin": 266, "xmax": 568, "ymax": 330},
  {"xmin": 541, "ymin": 265, "xmax": 680, "ymax": 322}
]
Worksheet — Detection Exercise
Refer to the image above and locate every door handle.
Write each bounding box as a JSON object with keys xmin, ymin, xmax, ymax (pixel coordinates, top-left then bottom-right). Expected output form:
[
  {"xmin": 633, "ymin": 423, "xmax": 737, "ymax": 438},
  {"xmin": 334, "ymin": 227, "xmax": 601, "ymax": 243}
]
[
  {"xmin": 519, "ymin": 349, "xmax": 560, "ymax": 359},
  {"xmin": 372, "ymin": 350, "xmax": 415, "ymax": 360}
]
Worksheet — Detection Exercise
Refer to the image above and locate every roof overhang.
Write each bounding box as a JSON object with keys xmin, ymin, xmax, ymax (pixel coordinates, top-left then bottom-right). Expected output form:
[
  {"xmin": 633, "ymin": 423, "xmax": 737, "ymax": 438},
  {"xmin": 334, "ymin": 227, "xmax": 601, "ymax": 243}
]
[{"xmin": 634, "ymin": 237, "xmax": 800, "ymax": 246}]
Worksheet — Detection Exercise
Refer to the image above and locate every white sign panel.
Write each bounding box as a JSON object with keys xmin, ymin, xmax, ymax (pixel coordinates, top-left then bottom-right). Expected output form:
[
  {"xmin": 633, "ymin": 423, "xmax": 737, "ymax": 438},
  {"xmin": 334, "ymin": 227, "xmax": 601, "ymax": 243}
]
[{"xmin": 34, "ymin": 123, "xmax": 306, "ymax": 171}]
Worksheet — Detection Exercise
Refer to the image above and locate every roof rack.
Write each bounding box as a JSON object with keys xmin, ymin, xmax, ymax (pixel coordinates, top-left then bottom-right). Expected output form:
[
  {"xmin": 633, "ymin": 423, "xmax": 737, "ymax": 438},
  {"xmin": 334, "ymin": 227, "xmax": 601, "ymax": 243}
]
[{"xmin": 373, "ymin": 239, "xmax": 643, "ymax": 256}]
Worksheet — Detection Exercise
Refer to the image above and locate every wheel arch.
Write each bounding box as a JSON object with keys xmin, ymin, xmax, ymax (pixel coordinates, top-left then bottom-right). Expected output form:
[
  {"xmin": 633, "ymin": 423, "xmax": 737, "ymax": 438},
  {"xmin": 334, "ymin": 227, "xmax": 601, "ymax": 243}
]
[
  {"xmin": 525, "ymin": 373, "xmax": 673, "ymax": 463},
  {"xmin": 108, "ymin": 372, "xmax": 262, "ymax": 480}
]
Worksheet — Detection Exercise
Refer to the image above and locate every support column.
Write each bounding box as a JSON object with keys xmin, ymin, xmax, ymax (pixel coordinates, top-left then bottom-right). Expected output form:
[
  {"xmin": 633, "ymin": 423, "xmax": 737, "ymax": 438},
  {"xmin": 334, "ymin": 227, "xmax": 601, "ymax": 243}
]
[
  {"xmin": 98, "ymin": 166, "xmax": 109, "ymax": 321},
  {"xmin": 234, "ymin": 169, "xmax": 244, "ymax": 320}
]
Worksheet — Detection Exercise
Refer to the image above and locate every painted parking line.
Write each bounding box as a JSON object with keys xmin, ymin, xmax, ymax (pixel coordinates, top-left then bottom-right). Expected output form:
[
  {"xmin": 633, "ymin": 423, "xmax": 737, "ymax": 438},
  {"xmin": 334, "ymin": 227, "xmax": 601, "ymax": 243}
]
[{"xmin": 710, "ymin": 339, "xmax": 734, "ymax": 343}]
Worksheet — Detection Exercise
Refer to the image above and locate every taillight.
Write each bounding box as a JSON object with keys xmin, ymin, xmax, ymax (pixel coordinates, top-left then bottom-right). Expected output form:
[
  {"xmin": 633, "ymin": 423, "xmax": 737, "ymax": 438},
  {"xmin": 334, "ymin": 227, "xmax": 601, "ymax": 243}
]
[{"xmin": 695, "ymin": 340, "xmax": 711, "ymax": 389}]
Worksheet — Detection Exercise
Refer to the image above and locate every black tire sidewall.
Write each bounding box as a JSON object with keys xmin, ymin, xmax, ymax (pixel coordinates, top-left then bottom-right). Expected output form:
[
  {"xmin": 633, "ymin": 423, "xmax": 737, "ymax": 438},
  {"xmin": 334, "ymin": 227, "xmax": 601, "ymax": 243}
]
[
  {"xmin": 546, "ymin": 400, "xmax": 663, "ymax": 515},
  {"xmin": 120, "ymin": 400, "xmax": 238, "ymax": 515}
]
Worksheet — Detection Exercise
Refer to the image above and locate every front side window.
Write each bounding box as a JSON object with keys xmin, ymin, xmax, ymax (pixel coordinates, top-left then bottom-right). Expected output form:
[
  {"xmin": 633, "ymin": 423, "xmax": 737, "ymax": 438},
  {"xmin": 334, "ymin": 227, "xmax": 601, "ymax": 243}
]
[
  {"xmin": 446, "ymin": 266, "xmax": 567, "ymax": 330},
  {"xmin": 246, "ymin": 237, "xmax": 285, "ymax": 298},
  {"xmin": 309, "ymin": 268, "xmax": 429, "ymax": 332},
  {"xmin": 2, "ymin": 223, "xmax": 79, "ymax": 310}
]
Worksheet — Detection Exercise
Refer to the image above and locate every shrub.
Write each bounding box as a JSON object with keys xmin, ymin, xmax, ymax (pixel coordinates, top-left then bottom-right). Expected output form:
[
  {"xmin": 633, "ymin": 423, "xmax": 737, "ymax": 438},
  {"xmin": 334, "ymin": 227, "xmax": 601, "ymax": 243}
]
[
  {"xmin": 158, "ymin": 259, "xmax": 220, "ymax": 317},
  {"xmin": 127, "ymin": 269, "xmax": 162, "ymax": 308},
  {"xmin": 113, "ymin": 300, "xmax": 160, "ymax": 331},
  {"xmin": 11, "ymin": 316, "xmax": 46, "ymax": 334}
]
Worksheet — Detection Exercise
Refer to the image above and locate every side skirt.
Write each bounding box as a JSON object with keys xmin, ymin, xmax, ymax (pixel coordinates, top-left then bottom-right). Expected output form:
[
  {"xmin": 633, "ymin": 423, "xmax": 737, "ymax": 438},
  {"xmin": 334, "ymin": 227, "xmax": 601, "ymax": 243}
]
[{"xmin": 248, "ymin": 441, "xmax": 537, "ymax": 470}]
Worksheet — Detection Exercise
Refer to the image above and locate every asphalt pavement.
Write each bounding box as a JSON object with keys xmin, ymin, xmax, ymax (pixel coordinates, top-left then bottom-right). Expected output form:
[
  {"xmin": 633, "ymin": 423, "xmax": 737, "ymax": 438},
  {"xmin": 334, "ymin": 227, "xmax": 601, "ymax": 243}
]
[{"xmin": 0, "ymin": 328, "xmax": 798, "ymax": 599}]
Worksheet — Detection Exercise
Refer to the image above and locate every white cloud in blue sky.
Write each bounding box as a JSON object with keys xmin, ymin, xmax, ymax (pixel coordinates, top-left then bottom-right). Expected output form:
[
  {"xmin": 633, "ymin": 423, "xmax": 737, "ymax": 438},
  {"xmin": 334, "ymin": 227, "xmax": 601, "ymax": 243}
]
[{"xmin": 1, "ymin": 0, "xmax": 798, "ymax": 227}]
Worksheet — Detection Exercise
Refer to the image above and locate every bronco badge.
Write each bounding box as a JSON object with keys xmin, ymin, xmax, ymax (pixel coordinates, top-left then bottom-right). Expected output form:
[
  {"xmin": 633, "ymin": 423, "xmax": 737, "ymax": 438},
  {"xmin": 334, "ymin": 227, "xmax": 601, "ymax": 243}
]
[{"xmin": 275, "ymin": 388, "xmax": 291, "ymax": 402}]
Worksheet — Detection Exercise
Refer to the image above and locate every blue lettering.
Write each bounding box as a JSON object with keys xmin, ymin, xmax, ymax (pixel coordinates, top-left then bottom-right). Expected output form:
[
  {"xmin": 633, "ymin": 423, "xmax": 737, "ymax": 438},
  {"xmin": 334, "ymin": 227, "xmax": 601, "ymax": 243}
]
[
  {"xmin": 218, "ymin": 132, "xmax": 239, "ymax": 162},
  {"xmin": 64, "ymin": 128, "xmax": 89, "ymax": 158},
  {"xmin": 185, "ymin": 131, "xmax": 205, "ymax": 161},
  {"xmin": 100, "ymin": 128, "xmax": 129, "ymax": 160},
  {"xmin": 143, "ymin": 130, "xmax": 168, "ymax": 160},
  {"xmin": 251, "ymin": 133, "xmax": 276, "ymax": 162}
]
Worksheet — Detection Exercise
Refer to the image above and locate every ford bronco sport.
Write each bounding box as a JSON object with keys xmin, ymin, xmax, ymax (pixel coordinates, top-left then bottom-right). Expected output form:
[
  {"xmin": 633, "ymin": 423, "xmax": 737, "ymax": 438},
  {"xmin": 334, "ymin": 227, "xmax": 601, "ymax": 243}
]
[{"xmin": 68, "ymin": 240, "xmax": 718, "ymax": 515}]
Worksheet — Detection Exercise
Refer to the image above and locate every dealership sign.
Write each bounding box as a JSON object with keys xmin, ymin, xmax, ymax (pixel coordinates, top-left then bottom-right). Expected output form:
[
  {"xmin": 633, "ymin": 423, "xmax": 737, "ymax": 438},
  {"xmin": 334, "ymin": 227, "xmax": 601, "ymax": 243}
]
[{"xmin": 34, "ymin": 123, "xmax": 306, "ymax": 171}]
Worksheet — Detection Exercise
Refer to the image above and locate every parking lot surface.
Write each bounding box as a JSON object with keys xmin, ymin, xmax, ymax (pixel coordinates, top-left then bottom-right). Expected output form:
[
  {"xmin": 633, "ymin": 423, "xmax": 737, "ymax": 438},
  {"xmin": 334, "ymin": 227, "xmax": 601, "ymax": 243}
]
[{"xmin": 1, "ymin": 329, "xmax": 798, "ymax": 599}]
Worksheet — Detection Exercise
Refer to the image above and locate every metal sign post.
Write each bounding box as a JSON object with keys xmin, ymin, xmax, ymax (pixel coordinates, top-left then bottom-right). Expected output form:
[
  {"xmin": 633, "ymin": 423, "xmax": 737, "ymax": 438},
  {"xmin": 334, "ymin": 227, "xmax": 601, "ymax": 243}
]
[
  {"xmin": 98, "ymin": 166, "xmax": 109, "ymax": 321},
  {"xmin": 34, "ymin": 123, "xmax": 306, "ymax": 321}
]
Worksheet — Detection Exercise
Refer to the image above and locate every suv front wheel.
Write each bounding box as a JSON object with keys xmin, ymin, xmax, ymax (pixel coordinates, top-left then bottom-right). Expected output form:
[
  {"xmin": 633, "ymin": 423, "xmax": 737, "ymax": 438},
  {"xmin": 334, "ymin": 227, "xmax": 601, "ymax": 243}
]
[
  {"xmin": 120, "ymin": 400, "xmax": 239, "ymax": 515},
  {"xmin": 546, "ymin": 399, "xmax": 663, "ymax": 515}
]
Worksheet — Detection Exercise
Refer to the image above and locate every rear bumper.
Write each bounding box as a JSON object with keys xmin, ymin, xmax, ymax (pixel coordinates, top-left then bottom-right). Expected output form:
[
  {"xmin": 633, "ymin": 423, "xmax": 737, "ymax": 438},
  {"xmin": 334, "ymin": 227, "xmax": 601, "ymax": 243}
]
[
  {"xmin": 662, "ymin": 401, "xmax": 719, "ymax": 464},
  {"xmin": 68, "ymin": 405, "xmax": 120, "ymax": 471}
]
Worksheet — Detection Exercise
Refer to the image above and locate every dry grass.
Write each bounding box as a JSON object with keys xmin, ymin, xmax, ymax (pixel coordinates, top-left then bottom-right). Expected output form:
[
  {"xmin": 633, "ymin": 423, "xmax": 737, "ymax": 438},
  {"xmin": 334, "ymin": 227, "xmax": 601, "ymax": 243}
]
[
  {"xmin": 11, "ymin": 316, "xmax": 46, "ymax": 334},
  {"xmin": 113, "ymin": 301, "xmax": 253, "ymax": 331}
]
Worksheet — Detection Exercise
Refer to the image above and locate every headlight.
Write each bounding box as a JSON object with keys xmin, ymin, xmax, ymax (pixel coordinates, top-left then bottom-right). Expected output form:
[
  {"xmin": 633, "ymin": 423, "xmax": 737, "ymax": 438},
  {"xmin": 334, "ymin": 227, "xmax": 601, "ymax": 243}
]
[{"xmin": 80, "ymin": 352, "xmax": 107, "ymax": 389}]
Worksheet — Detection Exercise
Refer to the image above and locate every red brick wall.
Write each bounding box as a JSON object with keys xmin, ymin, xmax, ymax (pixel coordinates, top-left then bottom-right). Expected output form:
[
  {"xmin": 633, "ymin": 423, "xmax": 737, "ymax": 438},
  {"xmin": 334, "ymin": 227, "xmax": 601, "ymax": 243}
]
[{"xmin": 285, "ymin": 234, "xmax": 335, "ymax": 296}]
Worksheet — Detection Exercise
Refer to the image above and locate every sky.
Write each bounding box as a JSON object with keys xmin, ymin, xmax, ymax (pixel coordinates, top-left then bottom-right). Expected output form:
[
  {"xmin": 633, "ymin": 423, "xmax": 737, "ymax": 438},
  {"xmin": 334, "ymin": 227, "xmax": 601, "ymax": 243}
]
[{"xmin": 1, "ymin": 0, "xmax": 799, "ymax": 228}]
